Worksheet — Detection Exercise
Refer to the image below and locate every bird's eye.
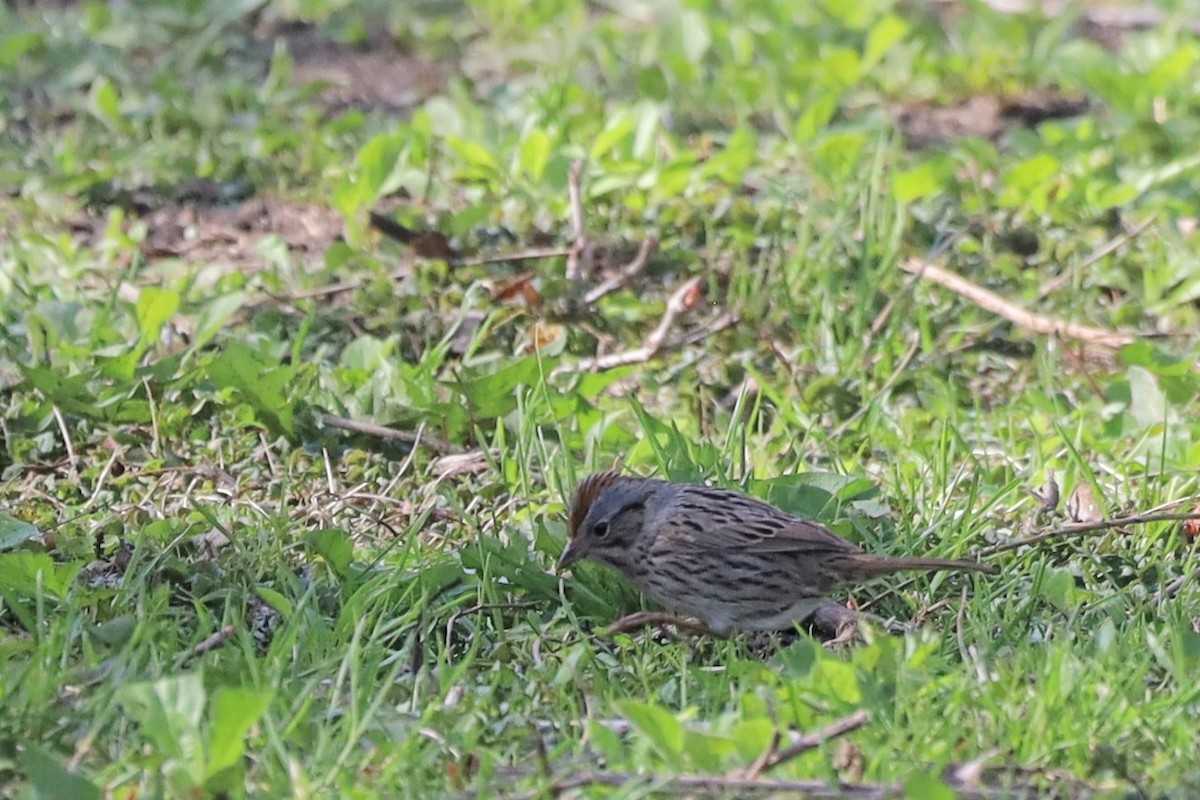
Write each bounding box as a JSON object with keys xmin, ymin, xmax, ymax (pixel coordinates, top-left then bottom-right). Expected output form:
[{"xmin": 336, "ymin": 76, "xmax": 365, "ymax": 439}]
[{"xmin": 593, "ymin": 520, "xmax": 610, "ymax": 538}]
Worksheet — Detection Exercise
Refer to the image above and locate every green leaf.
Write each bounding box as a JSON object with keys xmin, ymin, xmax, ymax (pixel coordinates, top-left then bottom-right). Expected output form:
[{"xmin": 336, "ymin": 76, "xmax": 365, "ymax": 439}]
[
  {"xmin": 192, "ymin": 292, "xmax": 248, "ymax": 349},
  {"xmin": 453, "ymin": 355, "xmax": 545, "ymax": 419},
  {"xmin": 810, "ymin": 659, "xmax": 863, "ymax": 704},
  {"xmin": 120, "ymin": 673, "xmax": 207, "ymax": 779},
  {"xmin": 678, "ymin": 10, "xmax": 712, "ymax": 64},
  {"xmin": 19, "ymin": 366, "xmax": 99, "ymax": 418},
  {"xmin": 0, "ymin": 515, "xmax": 40, "ymax": 551},
  {"xmin": 21, "ymin": 746, "xmax": 101, "ymax": 800},
  {"xmin": 702, "ymin": 126, "xmax": 757, "ymax": 184},
  {"xmin": 1004, "ymin": 153, "xmax": 1060, "ymax": 191},
  {"xmin": 682, "ymin": 731, "xmax": 736, "ymax": 767},
  {"xmin": 1036, "ymin": 566, "xmax": 1077, "ymax": 612},
  {"xmin": 1127, "ymin": 366, "xmax": 1169, "ymax": 428},
  {"xmin": 447, "ymin": 136, "xmax": 499, "ymax": 173},
  {"xmin": 618, "ymin": 700, "xmax": 685, "ymax": 757},
  {"xmin": 356, "ymin": 132, "xmax": 407, "ymax": 197},
  {"xmin": 893, "ymin": 161, "xmax": 942, "ymax": 203},
  {"xmin": 87, "ymin": 616, "xmax": 137, "ymax": 647},
  {"xmin": 904, "ymin": 771, "xmax": 955, "ymax": 800},
  {"xmin": 207, "ymin": 687, "xmax": 273, "ymax": 776},
  {"xmin": 135, "ymin": 287, "xmax": 180, "ymax": 343},
  {"xmin": 590, "ymin": 111, "xmax": 635, "ymax": 160},
  {"xmin": 305, "ymin": 529, "xmax": 354, "ymax": 578},
  {"xmin": 519, "ymin": 128, "xmax": 552, "ymax": 181},
  {"xmin": 0, "ymin": 552, "xmax": 82, "ymax": 598},
  {"xmin": 206, "ymin": 342, "xmax": 298, "ymax": 435},
  {"xmin": 793, "ymin": 92, "xmax": 840, "ymax": 143},
  {"xmin": 862, "ymin": 14, "xmax": 909, "ymax": 70},
  {"xmin": 255, "ymin": 587, "xmax": 293, "ymax": 618},
  {"xmin": 89, "ymin": 77, "xmax": 122, "ymax": 129}
]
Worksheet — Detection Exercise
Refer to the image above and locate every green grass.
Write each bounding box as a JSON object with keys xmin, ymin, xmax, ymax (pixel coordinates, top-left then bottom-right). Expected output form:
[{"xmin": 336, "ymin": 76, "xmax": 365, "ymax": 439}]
[{"xmin": 2, "ymin": 0, "xmax": 1200, "ymax": 797}]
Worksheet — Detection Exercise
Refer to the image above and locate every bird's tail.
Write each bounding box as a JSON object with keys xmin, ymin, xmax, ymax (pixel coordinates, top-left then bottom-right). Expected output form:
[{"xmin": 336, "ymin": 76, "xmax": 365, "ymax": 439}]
[{"xmin": 849, "ymin": 554, "xmax": 997, "ymax": 577}]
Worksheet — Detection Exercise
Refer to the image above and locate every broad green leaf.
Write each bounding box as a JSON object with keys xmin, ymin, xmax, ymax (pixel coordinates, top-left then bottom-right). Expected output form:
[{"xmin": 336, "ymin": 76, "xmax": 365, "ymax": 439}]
[
  {"xmin": 135, "ymin": 287, "xmax": 180, "ymax": 343},
  {"xmin": 862, "ymin": 14, "xmax": 909, "ymax": 70},
  {"xmin": 1036, "ymin": 566, "xmax": 1077, "ymax": 612},
  {"xmin": 1127, "ymin": 366, "xmax": 1170, "ymax": 428},
  {"xmin": 87, "ymin": 616, "xmax": 136, "ymax": 647},
  {"xmin": 682, "ymin": 731, "xmax": 737, "ymax": 767},
  {"xmin": 120, "ymin": 673, "xmax": 207, "ymax": 780},
  {"xmin": 21, "ymin": 746, "xmax": 101, "ymax": 800},
  {"xmin": 206, "ymin": 342, "xmax": 297, "ymax": 435},
  {"xmin": 191, "ymin": 292, "xmax": 248, "ymax": 349},
  {"xmin": 305, "ymin": 529, "xmax": 354, "ymax": 578},
  {"xmin": 618, "ymin": 700, "xmax": 685, "ymax": 757},
  {"xmin": 893, "ymin": 162, "xmax": 942, "ymax": 202},
  {"xmin": 703, "ymin": 125, "xmax": 757, "ymax": 184},
  {"xmin": 519, "ymin": 128, "xmax": 552, "ymax": 181},
  {"xmin": 1004, "ymin": 153, "xmax": 1060, "ymax": 191},
  {"xmin": 255, "ymin": 587, "xmax": 293, "ymax": 618},
  {"xmin": 207, "ymin": 687, "xmax": 273, "ymax": 776},
  {"xmin": 0, "ymin": 552, "xmax": 82, "ymax": 598},
  {"xmin": 89, "ymin": 77, "xmax": 122, "ymax": 129},
  {"xmin": 590, "ymin": 112, "xmax": 635, "ymax": 160},
  {"xmin": 447, "ymin": 136, "xmax": 498, "ymax": 173},
  {"xmin": 678, "ymin": 10, "xmax": 711, "ymax": 64},
  {"xmin": 356, "ymin": 132, "xmax": 407, "ymax": 197},
  {"xmin": 810, "ymin": 658, "xmax": 863, "ymax": 704},
  {"xmin": 904, "ymin": 772, "xmax": 955, "ymax": 800},
  {"xmin": 453, "ymin": 356, "xmax": 544, "ymax": 419},
  {"xmin": 0, "ymin": 515, "xmax": 40, "ymax": 551},
  {"xmin": 793, "ymin": 92, "xmax": 840, "ymax": 143}
]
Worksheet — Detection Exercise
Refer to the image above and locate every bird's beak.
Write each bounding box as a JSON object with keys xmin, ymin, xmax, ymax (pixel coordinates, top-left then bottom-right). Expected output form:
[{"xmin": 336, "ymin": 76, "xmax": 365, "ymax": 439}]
[{"xmin": 557, "ymin": 539, "xmax": 583, "ymax": 572}]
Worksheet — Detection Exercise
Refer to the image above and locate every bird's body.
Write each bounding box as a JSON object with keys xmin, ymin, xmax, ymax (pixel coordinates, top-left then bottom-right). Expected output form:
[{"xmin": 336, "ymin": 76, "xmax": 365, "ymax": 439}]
[{"xmin": 558, "ymin": 471, "xmax": 995, "ymax": 635}]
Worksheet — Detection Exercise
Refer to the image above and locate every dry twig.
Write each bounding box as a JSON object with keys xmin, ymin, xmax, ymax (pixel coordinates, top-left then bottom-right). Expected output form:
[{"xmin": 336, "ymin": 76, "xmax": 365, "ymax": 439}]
[
  {"xmin": 583, "ymin": 236, "xmax": 658, "ymax": 304},
  {"xmin": 981, "ymin": 510, "xmax": 1200, "ymax": 556},
  {"xmin": 192, "ymin": 625, "xmax": 237, "ymax": 658},
  {"xmin": 901, "ymin": 259, "xmax": 1138, "ymax": 348},
  {"xmin": 556, "ymin": 277, "xmax": 737, "ymax": 374},
  {"xmin": 741, "ymin": 710, "xmax": 873, "ymax": 778},
  {"xmin": 564, "ymin": 159, "xmax": 588, "ymax": 281},
  {"xmin": 320, "ymin": 414, "xmax": 461, "ymax": 456}
]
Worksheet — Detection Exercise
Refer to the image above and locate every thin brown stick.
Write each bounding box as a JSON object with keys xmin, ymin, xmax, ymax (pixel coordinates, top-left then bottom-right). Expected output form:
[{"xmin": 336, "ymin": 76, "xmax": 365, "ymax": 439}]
[
  {"xmin": 901, "ymin": 259, "xmax": 1138, "ymax": 348},
  {"xmin": 564, "ymin": 159, "xmax": 588, "ymax": 281},
  {"xmin": 505, "ymin": 767, "xmax": 1009, "ymax": 799},
  {"xmin": 320, "ymin": 414, "xmax": 462, "ymax": 456},
  {"xmin": 52, "ymin": 405, "xmax": 78, "ymax": 473},
  {"xmin": 193, "ymin": 625, "xmax": 237, "ymax": 657},
  {"xmin": 541, "ymin": 771, "xmax": 875, "ymax": 797},
  {"xmin": 454, "ymin": 246, "xmax": 573, "ymax": 267},
  {"xmin": 739, "ymin": 730, "xmax": 781, "ymax": 780},
  {"xmin": 759, "ymin": 710, "xmax": 872, "ymax": 773},
  {"xmin": 583, "ymin": 236, "xmax": 658, "ymax": 304},
  {"xmin": 981, "ymin": 510, "xmax": 1200, "ymax": 556},
  {"xmin": 557, "ymin": 277, "xmax": 736, "ymax": 374}
]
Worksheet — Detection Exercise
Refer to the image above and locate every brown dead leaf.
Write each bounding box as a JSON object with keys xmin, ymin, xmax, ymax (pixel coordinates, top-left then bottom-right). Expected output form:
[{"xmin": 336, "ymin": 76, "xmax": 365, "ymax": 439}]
[
  {"xmin": 492, "ymin": 273, "xmax": 542, "ymax": 307},
  {"xmin": 1066, "ymin": 482, "xmax": 1104, "ymax": 524},
  {"xmin": 525, "ymin": 321, "xmax": 564, "ymax": 354},
  {"xmin": 1183, "ymin": 503, "xmax": 1200, "ymax": 543}
]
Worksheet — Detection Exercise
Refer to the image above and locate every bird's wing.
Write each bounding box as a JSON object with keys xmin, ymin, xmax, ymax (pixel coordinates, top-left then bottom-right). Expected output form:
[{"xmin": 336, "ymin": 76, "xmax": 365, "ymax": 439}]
[{"xmin": 651, "ymin": 485, "xmax": 864, "ymax": 556}]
